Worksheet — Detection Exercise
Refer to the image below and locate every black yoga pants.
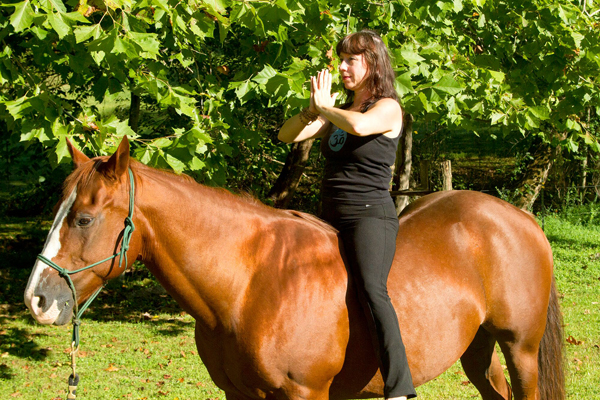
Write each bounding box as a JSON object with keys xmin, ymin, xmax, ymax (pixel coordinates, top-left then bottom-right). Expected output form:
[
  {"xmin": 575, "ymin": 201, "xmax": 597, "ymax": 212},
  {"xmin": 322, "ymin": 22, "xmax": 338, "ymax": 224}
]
[{"xmin": 321, "ymin": 198, "xmax": 417, "ymax": 399}]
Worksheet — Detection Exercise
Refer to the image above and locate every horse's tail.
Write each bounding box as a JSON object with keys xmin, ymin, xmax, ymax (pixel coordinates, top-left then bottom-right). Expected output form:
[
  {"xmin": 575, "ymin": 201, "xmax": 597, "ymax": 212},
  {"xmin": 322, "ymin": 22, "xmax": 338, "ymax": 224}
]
[{"xmin": 537, "ymin": 277, "xmax": 565, "ymax": 400}]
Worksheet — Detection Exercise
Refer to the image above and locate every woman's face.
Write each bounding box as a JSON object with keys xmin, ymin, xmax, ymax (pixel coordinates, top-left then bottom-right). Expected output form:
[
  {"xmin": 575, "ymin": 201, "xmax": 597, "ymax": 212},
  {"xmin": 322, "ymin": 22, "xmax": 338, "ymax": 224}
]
[{"xmin": 339, "ymin": 52, "xmax": 369, "ymax": 92}]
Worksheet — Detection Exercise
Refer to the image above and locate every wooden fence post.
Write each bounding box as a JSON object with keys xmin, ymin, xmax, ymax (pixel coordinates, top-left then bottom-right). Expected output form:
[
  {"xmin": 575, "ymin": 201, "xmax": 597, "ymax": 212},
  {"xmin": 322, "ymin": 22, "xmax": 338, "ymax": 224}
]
[{"xmin": 441, "ymin": 160, "xmax": 452, "ymax": 191}]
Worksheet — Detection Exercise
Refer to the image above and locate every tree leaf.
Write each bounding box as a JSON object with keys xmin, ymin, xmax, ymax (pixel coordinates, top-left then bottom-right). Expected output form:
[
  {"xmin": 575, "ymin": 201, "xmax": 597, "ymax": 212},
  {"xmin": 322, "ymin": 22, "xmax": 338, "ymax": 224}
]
[
  {"xmin": 75, "ymin": 24, "xmax": 102, "ymax": 43},
  {"xmin": 253, "ymin": 65, "xmax": 277, "ymax": 85},
  {"xmin": 524, "ymin": 112, "xmax": 539, "ymax": 129},
  {"xmin": 55, "ymin": 135, "xmax": 70, "ymax": 164},
  {"xmin": 488, "ymin": 70, "xmax": 504, "ymax": 83},
  {"xmin": 152, "ymin": 138, "xmax": 172, "ymax": 148},
  {"xmin": 565, "ymin": 119, "xmax": 581, "ymax": 132},
  {"xmin": 64, "ymin": 11, "xmax": 90, "ymax": 24},
  {"xmin": 189, "ymin": 127, "xmax": 212, "ymax": 145},
  {"xmin": 230, "ymin": 80, "xmax": 255, "ymax": 104},
  {"xmin": 29, "ymin": 26, "xmax": 50, "ymax": 40},
  {"xmin": 571, "ymin": 32, "xmax": 584, "ymax": 49},
  {"xmin": 230, "ymin": 2, "xmax": 250, "ymax": 22},
  {"xmin": 453, "ymin": 0, "xmax": 463, "ymax": 12},
  {"xmin": 189, "ymin": 156, "xmax": 205, "ymax": 171},
  {"xmin": 190, "ymin": 13, "xmax": 215, "ymax": 39},
  {"xmin": 88, "ymin": 28, "xmax": 117, "ymax": 58},
  {"xmin": 528, "ymin": 106, "xmax": 549, "ymax": 120},
  {"xmin": 9, "ymin": 1, "xmax": 35, "ymax": 32},
  {"xmin": 399, "ymin": 48, "xmax": 425, "ymax": 66},
  {"xmin": 433, "ymin": 75, "xmax": 464, "ymax": 95},
  {"xmin": 395, "ymin": 72, "xmax": 413, "ymax": 96},
  {"xmin": 165, "ymin": 153, "xmax": 186, "ymax": 173},
  {"xmin": 490, "ymin": 112, "xmax": 506, "ymax": 125},
  {"xmin": 265, "ymin": 74, "xmax": 291, "ymax": 105},
  {"xmin": 47, "ymin": 12, "xmax": 72, "ymax": 39},
  {"xmin": 49, "ymin": 0, "xmax": 68, "ymax": 13},
  {"xmin": 202, "ymin": 0, "xmax": 230, "ymax": 15},
  {"xmin": 3, "ymin": 95, "xmax": 33, "ymax": 120},
  {"xmin": 128, "ymin": 32, "xmax": 160, "ymax": 58},
  {"xmin": 566, "ymin": 137, "xmax": 579, "ymax": 152},
  {"xmin": 137, "ymin": 147, "xmax": 152, "ymax": 164},
  {"xmin": 99, "ymin": 117, "xmax": 137, "ymax": 139},
  {"xmin": 418, "ymin": 92, "xmax": 433, "ymax": 113},
  {"xmin": 113, "ymin": 36, "xmax": 139, "ymax": 59}
]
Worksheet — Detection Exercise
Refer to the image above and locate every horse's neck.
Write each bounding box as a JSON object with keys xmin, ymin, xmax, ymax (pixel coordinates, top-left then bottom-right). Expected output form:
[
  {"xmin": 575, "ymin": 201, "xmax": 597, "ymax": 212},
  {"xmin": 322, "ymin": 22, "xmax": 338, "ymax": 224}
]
[{"xmin": 135, "ymin": 170, "xmax": 257, "ymax": 330}]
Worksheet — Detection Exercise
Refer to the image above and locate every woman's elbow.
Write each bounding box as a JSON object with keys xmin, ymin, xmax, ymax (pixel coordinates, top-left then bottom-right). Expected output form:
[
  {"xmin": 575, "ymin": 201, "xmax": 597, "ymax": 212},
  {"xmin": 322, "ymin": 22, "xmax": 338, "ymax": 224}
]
[{"xmin": 350, "ymin": 121, "xmax": 371, "ymax": 136}]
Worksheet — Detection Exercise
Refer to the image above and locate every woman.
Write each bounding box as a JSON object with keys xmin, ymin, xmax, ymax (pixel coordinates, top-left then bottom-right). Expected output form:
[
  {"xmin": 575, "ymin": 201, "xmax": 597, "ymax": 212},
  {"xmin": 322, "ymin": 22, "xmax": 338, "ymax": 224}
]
[{"xmin": 278, "ymin": 30, "xmax": 417, "ymax": 400}]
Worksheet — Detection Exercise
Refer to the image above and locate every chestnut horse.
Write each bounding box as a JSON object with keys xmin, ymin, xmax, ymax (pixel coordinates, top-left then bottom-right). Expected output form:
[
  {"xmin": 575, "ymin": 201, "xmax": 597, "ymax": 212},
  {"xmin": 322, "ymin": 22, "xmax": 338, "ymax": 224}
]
[{"xmin": 24, "ymin": 137, "xmax": 564, "ymax": 400}]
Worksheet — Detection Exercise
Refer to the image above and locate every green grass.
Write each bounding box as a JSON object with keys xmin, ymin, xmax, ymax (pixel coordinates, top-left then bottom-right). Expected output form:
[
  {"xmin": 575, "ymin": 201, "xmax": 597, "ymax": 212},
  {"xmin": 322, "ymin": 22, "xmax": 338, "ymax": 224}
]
[{"xmin": 1, "ymin": 212, "xmax": 599, "ymax": 399}]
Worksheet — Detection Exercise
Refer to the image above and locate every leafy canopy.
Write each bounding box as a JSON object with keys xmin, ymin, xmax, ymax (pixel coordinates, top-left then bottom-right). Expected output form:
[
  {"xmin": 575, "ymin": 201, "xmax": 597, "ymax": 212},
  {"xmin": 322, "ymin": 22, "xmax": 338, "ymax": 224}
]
[{"xmin": 1, "ymin": 0, "xmax": 600, "ymax": 182}]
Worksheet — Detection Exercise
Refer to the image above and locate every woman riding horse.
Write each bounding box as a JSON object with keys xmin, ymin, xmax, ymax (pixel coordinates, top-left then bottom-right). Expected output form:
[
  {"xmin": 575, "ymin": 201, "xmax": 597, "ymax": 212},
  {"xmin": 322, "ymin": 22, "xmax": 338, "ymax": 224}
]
[{"xmin": 279, "ymin": 30, "xmax": 416, "ymax": 400}]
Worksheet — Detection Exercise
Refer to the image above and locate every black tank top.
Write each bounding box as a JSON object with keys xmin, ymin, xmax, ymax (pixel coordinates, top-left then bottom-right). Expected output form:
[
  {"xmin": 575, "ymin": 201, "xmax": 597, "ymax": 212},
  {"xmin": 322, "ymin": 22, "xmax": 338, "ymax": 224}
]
[{"xmin": 320, "ymin": 126, "xmax": 400, "ymax": 204}]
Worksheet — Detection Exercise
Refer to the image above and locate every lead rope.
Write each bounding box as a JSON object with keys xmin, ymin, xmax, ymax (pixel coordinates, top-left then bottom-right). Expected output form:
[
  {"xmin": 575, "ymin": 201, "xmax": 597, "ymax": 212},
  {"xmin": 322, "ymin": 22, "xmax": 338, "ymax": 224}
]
[
  {"xmin": 36, "ymin": 169, "xmax": 136, "ymax": 400},
  {"xmin": 67, "ymin": 342, "xmax": 79, "ymax": 399}
]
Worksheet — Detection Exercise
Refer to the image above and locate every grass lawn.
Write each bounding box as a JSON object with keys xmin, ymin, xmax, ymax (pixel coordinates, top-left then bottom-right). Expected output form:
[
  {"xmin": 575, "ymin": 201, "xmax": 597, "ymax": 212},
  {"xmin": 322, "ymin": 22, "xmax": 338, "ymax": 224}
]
[{"xmin": 1, "ymin": 210, "xmax": 599, "ymax": 399}]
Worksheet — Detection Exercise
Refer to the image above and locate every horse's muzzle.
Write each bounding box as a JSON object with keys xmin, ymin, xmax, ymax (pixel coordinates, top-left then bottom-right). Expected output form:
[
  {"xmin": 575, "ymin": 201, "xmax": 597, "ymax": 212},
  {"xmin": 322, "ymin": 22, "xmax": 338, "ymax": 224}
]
[{"xmin": 25, "ymin": 287, "xmax": 74, "ymax": 326}]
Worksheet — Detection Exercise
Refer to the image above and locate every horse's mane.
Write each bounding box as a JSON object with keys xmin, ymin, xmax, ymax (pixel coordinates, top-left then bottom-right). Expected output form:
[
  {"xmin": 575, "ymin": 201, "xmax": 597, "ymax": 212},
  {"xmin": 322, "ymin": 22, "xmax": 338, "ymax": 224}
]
[
  {"xmin": 129, "ymin": 160, "xmax": 198, "ymax": 187},
  {"xmin": 63, "ymin": 158, "xmax": 337, "ymax": 234}
]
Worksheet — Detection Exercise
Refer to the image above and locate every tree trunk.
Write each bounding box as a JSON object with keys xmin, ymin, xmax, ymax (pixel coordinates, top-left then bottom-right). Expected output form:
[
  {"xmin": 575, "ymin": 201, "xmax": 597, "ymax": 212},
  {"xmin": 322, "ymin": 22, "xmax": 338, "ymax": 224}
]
[
  {"xmin": 514, "ymin": 137, "xmax": 560, "ymax": 211},
  {"xmin": 129, "ymin": 93, "xmax": 141, "ymax": 132},
  {"xmin": 393, "ymin": 114, "xmax": 413, "ymax": 215},
  {"xmin": 268, "ymin": 139, "xmax": 315, "ymax": 208}
]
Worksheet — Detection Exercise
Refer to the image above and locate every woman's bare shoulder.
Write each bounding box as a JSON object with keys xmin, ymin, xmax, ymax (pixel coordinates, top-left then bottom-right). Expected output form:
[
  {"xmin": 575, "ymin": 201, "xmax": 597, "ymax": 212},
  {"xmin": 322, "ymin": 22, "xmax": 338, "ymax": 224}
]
[{"xmin": 373, "ymin": 97, "xmax": 401, "ymax": 110}]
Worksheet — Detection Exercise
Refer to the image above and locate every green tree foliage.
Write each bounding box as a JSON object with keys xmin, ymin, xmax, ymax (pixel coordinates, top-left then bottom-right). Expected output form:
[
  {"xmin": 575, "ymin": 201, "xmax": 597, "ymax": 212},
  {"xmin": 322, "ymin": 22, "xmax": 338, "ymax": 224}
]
[{"xmin": 1, "ymin": 0, "xmax": 599, "ymax": 187}]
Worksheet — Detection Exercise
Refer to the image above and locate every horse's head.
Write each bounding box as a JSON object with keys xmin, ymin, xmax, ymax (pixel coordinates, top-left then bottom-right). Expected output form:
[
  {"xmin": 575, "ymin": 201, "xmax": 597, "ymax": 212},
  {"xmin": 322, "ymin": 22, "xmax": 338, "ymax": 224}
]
[{"xmin": 24, "ymin": 137, "xmax": 140, "ymax": 325}]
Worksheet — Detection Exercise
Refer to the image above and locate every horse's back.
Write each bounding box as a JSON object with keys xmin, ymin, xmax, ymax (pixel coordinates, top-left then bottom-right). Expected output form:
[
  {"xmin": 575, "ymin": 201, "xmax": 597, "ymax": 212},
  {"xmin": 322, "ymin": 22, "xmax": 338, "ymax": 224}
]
[{"xmin": 395, "ymin": 190, "xmax": 553, "ymax": 306}]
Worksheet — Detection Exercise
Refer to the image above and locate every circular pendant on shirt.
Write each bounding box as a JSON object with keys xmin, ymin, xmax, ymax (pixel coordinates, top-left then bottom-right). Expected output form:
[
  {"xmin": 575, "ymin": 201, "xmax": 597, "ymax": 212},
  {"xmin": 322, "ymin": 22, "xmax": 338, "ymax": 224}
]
[{"xmin": 329, "ymin": 129, "xmax": 347, "ymax": 152}]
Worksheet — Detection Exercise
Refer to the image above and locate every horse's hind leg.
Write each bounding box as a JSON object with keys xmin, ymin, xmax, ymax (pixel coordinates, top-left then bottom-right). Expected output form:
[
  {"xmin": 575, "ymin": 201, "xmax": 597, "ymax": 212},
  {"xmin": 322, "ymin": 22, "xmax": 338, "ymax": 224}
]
[
  {"xmin": 497, "ymin": 339, "xmax": 540, "ymax": 400},
  {"xmin": 460, "ymin": 327, "xmax": 512, "ymax": 400}
]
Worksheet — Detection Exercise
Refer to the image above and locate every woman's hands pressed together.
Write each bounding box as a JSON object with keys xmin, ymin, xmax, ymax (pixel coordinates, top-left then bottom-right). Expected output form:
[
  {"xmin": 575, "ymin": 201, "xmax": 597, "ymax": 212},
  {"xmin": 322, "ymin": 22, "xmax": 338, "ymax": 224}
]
[
  {"xmin": 311, "ymin": 69, "xmax": 339, "ymax": 114},
  {"xmin": 277, "ymin": 69, "xmax": 336, "ymax": 143}
]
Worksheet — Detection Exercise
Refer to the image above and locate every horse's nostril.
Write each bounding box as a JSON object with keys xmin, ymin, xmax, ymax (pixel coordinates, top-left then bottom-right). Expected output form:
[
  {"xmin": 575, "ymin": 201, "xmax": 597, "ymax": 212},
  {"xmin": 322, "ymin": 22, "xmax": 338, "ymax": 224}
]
[{"xmin": 37, "ymin": 295, "xmax": 46, "ymax": 311}]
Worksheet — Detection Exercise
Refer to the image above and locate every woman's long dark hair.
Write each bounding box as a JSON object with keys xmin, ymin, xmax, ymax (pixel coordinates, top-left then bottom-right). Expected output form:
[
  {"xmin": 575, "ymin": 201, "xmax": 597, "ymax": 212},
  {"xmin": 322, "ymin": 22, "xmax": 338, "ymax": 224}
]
[{"xmin": 336, "ymin": 30, "xmax": 399, "ymax": 112}]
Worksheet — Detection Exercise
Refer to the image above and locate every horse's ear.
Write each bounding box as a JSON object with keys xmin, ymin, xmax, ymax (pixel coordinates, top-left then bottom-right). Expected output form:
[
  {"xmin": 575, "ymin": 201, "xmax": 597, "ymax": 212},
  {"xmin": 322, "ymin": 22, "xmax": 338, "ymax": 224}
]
[
  {"xmin": 67, "ymin": 138, "xmax": 91, "ymax": 169},
  {"xmin": 103, "ymin": 136, "xmax": 130, "ymax": 179}
]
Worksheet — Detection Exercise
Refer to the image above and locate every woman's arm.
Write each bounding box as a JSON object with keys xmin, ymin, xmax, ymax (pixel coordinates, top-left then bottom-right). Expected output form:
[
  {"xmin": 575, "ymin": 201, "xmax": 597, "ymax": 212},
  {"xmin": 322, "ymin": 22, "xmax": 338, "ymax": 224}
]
[
  {"xmin": 277, "ymin": 113, "xmax": 330, "ymax": 144},
  {"xmin": 318, "ymin": 100, "xmax": 402, "ymax": 138},
  {"xmin": 313, "ymin": 69, "xmax": 403, "ymax": 138}
]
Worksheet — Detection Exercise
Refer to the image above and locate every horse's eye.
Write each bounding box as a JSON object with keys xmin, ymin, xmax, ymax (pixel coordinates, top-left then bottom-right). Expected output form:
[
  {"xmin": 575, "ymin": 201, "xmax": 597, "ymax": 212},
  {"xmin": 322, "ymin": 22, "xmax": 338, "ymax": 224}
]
[{"xmin": 77, "ymin": 217, "xmax": 94, "ymax": 227}]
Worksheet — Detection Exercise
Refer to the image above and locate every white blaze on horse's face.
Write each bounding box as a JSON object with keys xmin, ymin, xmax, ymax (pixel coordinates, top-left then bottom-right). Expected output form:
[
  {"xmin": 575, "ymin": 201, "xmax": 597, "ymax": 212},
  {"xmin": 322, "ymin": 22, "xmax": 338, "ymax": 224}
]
[{"xmin": 24, "ymin": 187, "xmax": 78, "ymax": 325}]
